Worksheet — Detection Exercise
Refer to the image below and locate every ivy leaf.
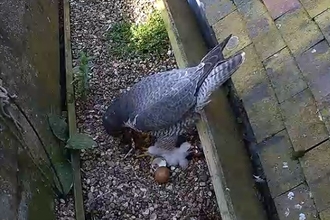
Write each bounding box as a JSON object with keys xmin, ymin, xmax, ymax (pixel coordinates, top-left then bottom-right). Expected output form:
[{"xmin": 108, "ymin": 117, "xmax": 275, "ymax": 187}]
[
  {"xmin": 54, "ymin": 161, "xmax": 73, "ymax": 196},
  {"xmin": 65, "ymin": 133, "xmax": 97, "ymax": 150},
  {"xmin": 47, "ymin": 114, "xmax": 69, "ymax": 142}
]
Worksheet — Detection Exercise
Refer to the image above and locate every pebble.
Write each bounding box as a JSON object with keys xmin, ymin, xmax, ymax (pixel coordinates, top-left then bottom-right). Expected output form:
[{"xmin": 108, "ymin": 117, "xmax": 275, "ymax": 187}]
[
  {"xmin": 166, "ymin": 185, "xmax": 173, "ymax": 190},
  {"xmin": 142, "ymin": 208, "xmax": 150, "ymax": 216},
  {"xmin": 150, "ymin": 213, "xmax": 157, "ymax": 220},
  {"xmin": 200, "ymin": 173, "xmax": 208, "ymax": 182}
]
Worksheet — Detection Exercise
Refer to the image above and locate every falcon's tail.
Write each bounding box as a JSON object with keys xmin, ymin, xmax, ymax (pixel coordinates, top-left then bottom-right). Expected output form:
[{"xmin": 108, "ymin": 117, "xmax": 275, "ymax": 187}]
[
  {"xmin": 195, "ymin": 51, "xmax": 245, "ymax": 111},
  {"xmin": 195, "ymin": 34, "xmax": 233, "ymax": 91},
  {"xmin": 200, "ymin": 34, "xmax": 232, "ymax": 63}
]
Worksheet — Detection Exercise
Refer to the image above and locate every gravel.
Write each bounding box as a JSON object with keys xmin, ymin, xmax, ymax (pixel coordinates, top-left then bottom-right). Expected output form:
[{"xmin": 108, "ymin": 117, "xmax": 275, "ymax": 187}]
[{"xmin": 56, "ymin": 0, "xmax": 221, "ymax": 219}]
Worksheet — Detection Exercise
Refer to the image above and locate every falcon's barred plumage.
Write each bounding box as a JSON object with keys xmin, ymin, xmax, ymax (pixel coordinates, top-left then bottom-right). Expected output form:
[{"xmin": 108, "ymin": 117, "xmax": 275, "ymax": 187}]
[{"xmin": 103, "ymin": 35, "xmax": 245, "ymax": 168}]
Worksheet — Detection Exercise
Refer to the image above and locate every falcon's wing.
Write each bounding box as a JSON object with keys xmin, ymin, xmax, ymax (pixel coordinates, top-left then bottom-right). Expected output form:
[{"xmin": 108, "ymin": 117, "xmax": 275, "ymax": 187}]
[
  {"xmin": 125, "ymin": 35, "xmax": 234, "ymax": 132},
  {"xmin": 125, "ymin": 67, "xmax": 200, "ymax": 132}
]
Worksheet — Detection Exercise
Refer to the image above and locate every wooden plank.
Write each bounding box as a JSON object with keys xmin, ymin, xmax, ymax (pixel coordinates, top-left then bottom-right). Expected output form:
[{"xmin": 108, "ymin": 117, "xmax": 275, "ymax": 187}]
[
  {"xmin": 157, "ymin": 0, "xmax": 267, "ymax": 219},
  {"xmin": 63, "ymin": 0, "xmax": 86, "ymax": 219}
]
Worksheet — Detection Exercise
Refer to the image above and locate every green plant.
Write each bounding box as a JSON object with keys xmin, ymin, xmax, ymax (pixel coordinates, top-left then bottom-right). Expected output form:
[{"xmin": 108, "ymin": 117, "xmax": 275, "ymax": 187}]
[
  {"xmin": 48, "ymin": 114, "xmax": 97, "ymax": 196},
  {"xmin": 72, "ymin": 51, "xmax": 93, "ymax": 99},
  {"xmin": 107, "ymin": 11, "xmax": 169, "ymax": 58}
]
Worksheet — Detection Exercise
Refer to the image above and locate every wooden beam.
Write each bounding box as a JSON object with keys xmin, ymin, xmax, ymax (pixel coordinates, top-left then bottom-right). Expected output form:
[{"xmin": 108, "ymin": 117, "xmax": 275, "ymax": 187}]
[{"xmin": 63, "ymin": 0, "xmax": 85, "ymax": 219}]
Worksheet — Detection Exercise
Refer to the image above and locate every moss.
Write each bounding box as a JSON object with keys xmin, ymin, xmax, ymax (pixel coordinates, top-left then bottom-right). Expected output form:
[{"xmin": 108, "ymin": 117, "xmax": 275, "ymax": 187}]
[{"xmin": 107, "ymin": 11, "xmax": 169, "ymax": 58}]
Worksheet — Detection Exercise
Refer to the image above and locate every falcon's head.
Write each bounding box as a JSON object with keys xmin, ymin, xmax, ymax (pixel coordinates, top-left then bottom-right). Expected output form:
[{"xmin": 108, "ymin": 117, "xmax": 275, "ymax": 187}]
[
  {"xmin": 102, "ymin": 100, "xmax": 152, "ymax": 150},
  {"xmin": 102, "ymin": 96, "xmax": 129, "ymax": 137},
  {"xmin": 102, "ymin": 111, "xmax": 124, "ymax": 137}
]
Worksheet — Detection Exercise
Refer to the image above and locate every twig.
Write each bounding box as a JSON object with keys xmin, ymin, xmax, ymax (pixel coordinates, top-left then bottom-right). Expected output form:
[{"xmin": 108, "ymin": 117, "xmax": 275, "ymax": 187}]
[
  {"xmin": 123, "ymin": 147, "xmax": 134, "ymax": 159},
  {"xmin": 123, "ymin": 137, "xmax": 135, "ymax": 159}
]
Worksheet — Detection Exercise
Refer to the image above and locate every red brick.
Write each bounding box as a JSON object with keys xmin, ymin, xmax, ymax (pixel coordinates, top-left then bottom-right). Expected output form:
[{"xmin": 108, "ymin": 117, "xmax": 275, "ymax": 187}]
[
  {"xmin": 236, "ymin": 0, "xmax": 286, "ymax": 60},
  {"xmin": 320, "ymin": 208, "xmax": 330, "ymax": 220},
  {"xmin": 280, "ymin": 89, "xmax": 328, "ymax": 151},
  {"xmin": 319, "ymin": 95, "xmax": 330, "ymax": 134},
  {"xmin": 257, "ymin": 130, "xmax": 305, "ymax": 197},
  {"xmin": 274, "ymin": 183, "xmax": 318, "ymax": 219},
  {"xmin": 299, "ymin": 0, "xmax": 330, "ymax": 18},
  {"xmin": 275, "ymin": 8, "xmax": 324, "ymax": 56},
  {"xmin": 309, "ymin": 174, "xmax": 330, "ymax": 212},
  {"xmin": 213, "ymin": 10, "xmax": 252, "ymax": 56},
  {"xmin": 296, "ymin": 40, "xmax": 330, "ymax": 102},
  {"xmin": 262, "ymin": 0, "xmax": 302, "ymax": 19},
  {"xmin": 315, "ymin": 9, "xmax": 330, "ymax": 43},
  {"xmin": 264, "ymin": 48, "xmax": 307, "ymax": 102},
  {"xmin": 237, "ymin": 0, "xmax": 268, "ymax": 20},
  {"xmin": 231, "ymin": 44, "xmax": 267, "ymax": 97},
  {"xmin": 242, "ymin": 81, "xmax": 284, "ymax": 143},
  {"xmin": 201, "ymin": 0, "xmax": 236, "ymax": 26},
  {"xmin": 301, "ymin": 140, "xmax": 330, "ymax": 184},
  {"xmin": 220, "ymin": 1, "xmax": 284, "ymax": 60}
]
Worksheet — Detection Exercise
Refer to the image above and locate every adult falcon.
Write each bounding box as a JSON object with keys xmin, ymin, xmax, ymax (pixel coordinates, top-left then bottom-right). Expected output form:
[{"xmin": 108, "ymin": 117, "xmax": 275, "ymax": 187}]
[{"xmin": 103, "ymin": 35, "xmax": 245, "ymax": 168}]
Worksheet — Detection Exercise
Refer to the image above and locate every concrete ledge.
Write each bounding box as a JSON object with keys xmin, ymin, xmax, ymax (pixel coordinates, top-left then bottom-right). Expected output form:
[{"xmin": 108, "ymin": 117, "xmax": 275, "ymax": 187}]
[{"xmin": 157, "ymin": 0, "xmax": 267, "ymax": 219}]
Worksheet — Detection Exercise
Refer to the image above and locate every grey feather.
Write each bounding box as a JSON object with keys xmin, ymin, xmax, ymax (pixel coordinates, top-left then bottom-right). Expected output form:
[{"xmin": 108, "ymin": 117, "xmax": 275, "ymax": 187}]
[
  {"xmin": 102, "ymin": 35, "xmax": 245, "ymax": 141},
  {"xmin": 196, "ymin": 51, "xmax": 245, "ymax": 111},
  {"xmin": 127, "ymin": 67, "xmax": 200, "ymax": 132},
  {"xmin": 195, "ymin": 34, "xmax": 232, "ymax": 91},
  {"xmin": 150, "ymin": 112, "xmax": 199, "ymax": 138}
]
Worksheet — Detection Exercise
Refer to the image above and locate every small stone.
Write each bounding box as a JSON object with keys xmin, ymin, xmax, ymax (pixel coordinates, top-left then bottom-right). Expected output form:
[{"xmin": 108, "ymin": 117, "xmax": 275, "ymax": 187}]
[
  {"xmin": 166, "ymin": 185, "xmax": 173, "ymax": 190},
  {"xmin": 199, "ymin": 173, "xmax": 208, "ymax": 182},
  {"xmin": 87, "ymin": 192, "xmax": 93, "ymax": 200},
  {"xmin": 142, "ymin": 208, "xmax": 150, "ymax": 216},
  {"xmin": 150, "ymin": 213, "xmax": 157, "ymax": 220},
  {"xmin": 199, "ymin": 182, "xmax": 206, "ymax": 187}
]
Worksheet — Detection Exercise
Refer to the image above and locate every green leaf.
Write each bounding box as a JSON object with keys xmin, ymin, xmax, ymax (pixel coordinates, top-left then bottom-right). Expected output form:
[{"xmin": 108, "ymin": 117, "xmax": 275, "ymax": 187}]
[
  {"xmin": 54, "ymin": 161, "xmax": 73, "ymax": 196},
  {"xmin": 47, "ymin": 114, "xmax": 69, "ymax": 141},
  {"xmin": 66, "ymin": 133, "xmax": 97, "ymax": 150}
]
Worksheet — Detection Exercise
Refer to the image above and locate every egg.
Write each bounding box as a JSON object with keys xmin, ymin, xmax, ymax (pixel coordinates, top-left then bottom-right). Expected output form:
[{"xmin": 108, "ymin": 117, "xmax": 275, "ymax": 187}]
[{"xmin": 154, "ymin": 167, "xmax": 170, "ymax": 184}]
